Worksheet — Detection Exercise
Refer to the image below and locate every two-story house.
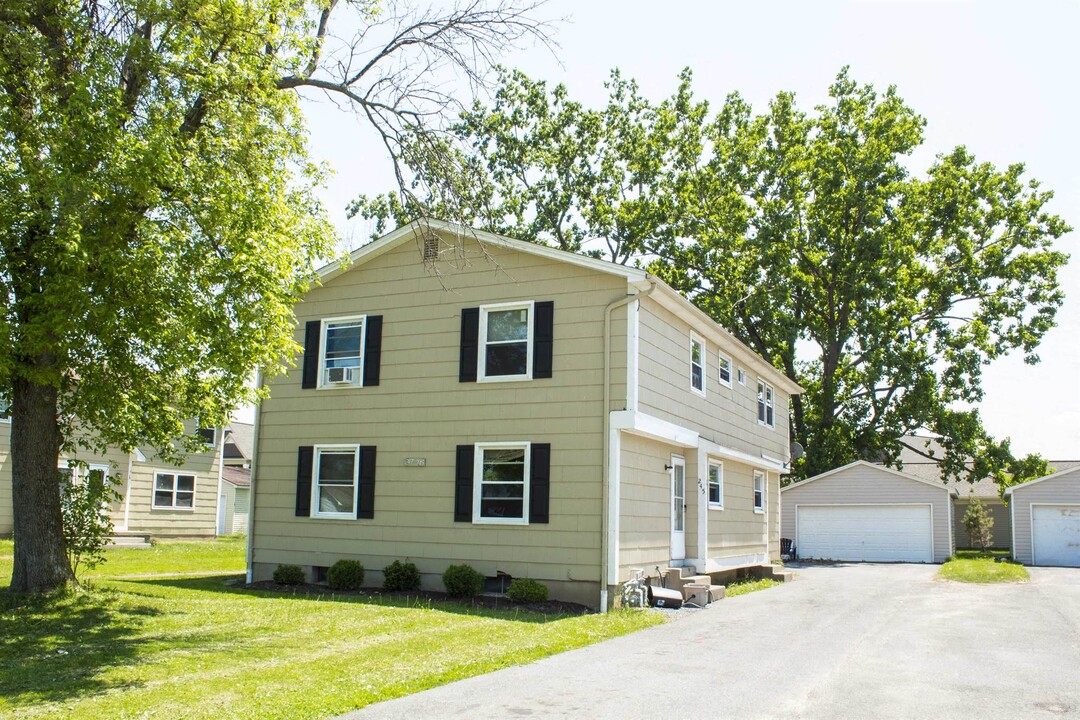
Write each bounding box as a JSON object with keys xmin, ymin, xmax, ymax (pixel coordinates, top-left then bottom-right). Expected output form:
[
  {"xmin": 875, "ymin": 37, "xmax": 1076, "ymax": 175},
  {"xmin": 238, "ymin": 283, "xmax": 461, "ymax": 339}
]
[
  {"xmin": 246, "ymin": 220, "xmax": 801, "ymax": 608},
  {"xmin": 0, "ymin": 419, "xmax": 226, "ymax": 539}
]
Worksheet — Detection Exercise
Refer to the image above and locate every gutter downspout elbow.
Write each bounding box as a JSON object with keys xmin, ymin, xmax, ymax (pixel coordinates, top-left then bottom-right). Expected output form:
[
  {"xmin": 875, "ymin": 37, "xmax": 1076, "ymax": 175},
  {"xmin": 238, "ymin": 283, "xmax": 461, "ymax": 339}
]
[{"xmin": 601, "ymin": 280, "xmax": 655, "ymax": 612}]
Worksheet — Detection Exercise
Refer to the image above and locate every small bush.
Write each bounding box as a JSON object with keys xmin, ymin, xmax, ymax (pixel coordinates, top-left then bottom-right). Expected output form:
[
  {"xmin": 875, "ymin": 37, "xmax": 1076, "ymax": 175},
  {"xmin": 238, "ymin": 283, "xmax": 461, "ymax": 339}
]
[
  {"xmin": 442, "ymin": 564, "xmax": 484, "ymax": 597},
  {"xmin": 383, "ymin": 559, "xmax": 421, "ymax": 592},
  {"xmin": 327, "ymin": 559, "xmax": 365, "ymax": 590},
  {"xmin": 507, "ymin": 577, "xmax": 548, "ymax": 603},
  {"xmin": 273, "ymin": 564, "xmax": 305, "ymax": 586}
]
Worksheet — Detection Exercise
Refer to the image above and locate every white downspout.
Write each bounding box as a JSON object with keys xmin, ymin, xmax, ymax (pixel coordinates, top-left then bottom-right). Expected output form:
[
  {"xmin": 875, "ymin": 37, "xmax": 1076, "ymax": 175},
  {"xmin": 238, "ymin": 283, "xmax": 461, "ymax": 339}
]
[
  {"xmin": 245, "ymin": 368, "xmax": 264, "ymax": 584},
  {"xmin": 601, "ymin": 281, "xmax": 654, "ymax": 611}
]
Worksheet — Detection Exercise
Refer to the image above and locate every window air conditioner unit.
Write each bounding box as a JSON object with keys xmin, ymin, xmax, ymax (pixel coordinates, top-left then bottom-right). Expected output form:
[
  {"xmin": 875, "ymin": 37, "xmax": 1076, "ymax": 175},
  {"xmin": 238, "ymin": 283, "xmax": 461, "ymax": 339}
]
[{"xmin": 325, "ymin": 366, "xmax": 356, "ymax": 384}]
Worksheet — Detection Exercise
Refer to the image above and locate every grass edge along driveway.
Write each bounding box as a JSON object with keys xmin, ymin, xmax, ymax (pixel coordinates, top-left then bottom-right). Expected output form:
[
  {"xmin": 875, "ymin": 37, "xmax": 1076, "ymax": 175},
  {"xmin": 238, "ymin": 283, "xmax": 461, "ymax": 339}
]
[
  {"xmin": 0, "ymin": 539, "xmax": 661, "ymax": 720},
  {"xmin": 937, "ymin": 550, "xmax": 1030, "ymax": 584}
]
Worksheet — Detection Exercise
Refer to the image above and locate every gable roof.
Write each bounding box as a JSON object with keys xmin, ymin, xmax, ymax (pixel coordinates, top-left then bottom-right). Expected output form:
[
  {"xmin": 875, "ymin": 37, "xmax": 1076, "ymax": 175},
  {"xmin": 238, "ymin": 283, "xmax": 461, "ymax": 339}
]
[
  {"xmin": 781, "ymin": 459, "xmax": 959, "ymax": 496},
  {"xmin": 315, "ymin": 219, "xmax": 802, "ymax": 395},
  {"xmin": 222, "ymin": 465, "xmax": 251, "ymax": 488},
  {"xmin": 1004, "ymin": 464, "xmax": 1080, "ymax": 495},
  {"xmin": 223, "ymin": 422, "xmax": 254, "ymax": 460}
]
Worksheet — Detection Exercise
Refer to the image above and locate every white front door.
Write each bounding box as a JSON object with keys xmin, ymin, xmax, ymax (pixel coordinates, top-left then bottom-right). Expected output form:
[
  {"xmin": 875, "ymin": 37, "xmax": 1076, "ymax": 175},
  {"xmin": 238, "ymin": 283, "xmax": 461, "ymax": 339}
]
[{"xmin": 670, "ymin": 455, "xmax": 686, "ymax": 561}]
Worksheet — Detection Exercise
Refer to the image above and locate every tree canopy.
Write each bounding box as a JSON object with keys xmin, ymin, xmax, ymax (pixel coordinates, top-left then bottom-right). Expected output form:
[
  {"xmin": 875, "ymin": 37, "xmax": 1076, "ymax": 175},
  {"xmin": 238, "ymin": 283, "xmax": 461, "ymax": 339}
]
[
  {"xmin": 0, "ymin": 0, "xmax": 551, "ymax": 593},
  {"xmin": 356, "ymin": 66, "xmax": 1071, "ymax": 483}
]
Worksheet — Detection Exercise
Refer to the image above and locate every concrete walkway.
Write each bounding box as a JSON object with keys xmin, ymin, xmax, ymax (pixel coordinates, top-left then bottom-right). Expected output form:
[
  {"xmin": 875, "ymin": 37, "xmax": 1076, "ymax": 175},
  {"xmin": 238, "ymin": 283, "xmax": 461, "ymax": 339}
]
[{"xmin": 338, "ymin": 564, "xmax": 1080, "ymax": 720}]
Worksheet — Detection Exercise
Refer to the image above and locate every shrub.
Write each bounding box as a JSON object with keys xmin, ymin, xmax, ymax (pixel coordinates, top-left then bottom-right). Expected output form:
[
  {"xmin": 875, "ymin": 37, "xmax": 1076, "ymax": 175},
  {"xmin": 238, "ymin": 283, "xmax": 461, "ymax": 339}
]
[
  {"xmin": 59, "ymin": 463, "xmax": 123, "ymax": 579},
  {"xmin": 327, "ymin": 559, "xmax": 365, "ymax": 590},
  {"xmin": 273, "ymin": 564, "xmax": 305, "ymax": 586},
  {"xmin": 507, "ymin": 577, "xmax": 548, "ymax": 604},
  {"xmin": 442, "ymin": 564, "xmax": 484, "ymax": 597},
  {"xmin": 383, "ymin": 560, "xmax": 421, "ymax": 592},
  {"xmin": 962, "ymin": 496, "xmax": 994, "ymax": 551}
]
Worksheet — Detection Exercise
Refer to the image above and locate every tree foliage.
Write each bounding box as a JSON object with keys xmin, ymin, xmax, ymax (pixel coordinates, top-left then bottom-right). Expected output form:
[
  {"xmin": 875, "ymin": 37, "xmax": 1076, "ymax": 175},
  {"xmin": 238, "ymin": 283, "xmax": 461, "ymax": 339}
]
[
  {"xmin": 358, "ymin": 67, "xmax": 1070, "ymax": 483},
  {"xmin": 962, "ymin": 496, "xmax": 994, "ymax": 551},
  {"xmin": 0, "ymin": 0, "xmax": 552, "ymax": 593}
]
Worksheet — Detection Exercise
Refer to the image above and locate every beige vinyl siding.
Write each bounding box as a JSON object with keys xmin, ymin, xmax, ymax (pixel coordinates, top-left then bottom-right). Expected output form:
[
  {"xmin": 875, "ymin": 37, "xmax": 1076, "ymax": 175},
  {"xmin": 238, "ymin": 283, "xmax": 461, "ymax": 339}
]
[
  {"xmin": 124, "ymin": 440, "xmax": 222, "ymax": 537},
  {"xmin": 953, "ymin": 497, "xmax": 1011, "ymax": 550},
  {"xmin": 637, "ymin": 299, "xmax": 789, "ymax": 462},
  {"xmin": 780, "ymin": 464, "xmax": 954, "ymax": 563},
  {"xmin": 1010, "ymin": 469, "xmax": 1080, "ymax": 565},
  {"xmin": 251, "ymin": 232, "xmax": 629, "ymax": 607},
  {"xmin": 704, "ymin": 461, "xmax": 774, "ymax": 561},
  {"xmin": 0, "ymin": 422, "xmax": 10, "ymax": 535},
  {"xmin": 618, "ymin": 433, "xmax": 680, "ymax": 580}
]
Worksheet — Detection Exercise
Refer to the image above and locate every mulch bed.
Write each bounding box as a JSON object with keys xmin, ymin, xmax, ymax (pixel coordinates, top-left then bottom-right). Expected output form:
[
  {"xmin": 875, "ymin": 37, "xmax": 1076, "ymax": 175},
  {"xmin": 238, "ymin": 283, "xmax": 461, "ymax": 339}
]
[{"xmin": 243, "ymin": 580, "xmax": 591, "ymax": 615}]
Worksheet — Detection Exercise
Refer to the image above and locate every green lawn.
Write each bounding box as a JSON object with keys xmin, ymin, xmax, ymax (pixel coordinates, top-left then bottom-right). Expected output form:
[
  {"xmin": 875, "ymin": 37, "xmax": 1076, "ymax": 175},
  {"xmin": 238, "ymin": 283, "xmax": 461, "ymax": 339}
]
[
  {"xmin": 938, "ymin": 552, "xmax": 1029, "ymax": 584},
  {"xmin": 0, "ymin": 539, "xmax": 661, "ymax": 719}
]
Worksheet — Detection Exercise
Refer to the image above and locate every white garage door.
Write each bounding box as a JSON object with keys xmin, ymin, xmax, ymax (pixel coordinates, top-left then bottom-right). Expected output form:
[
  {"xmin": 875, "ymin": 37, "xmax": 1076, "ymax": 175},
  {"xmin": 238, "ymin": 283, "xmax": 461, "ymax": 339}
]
[
  {"xmin": 1032, "ymin": 505, "xmax": 1080, "ymax": 567},
  {"xmin": 797, "ymin": 505, "xmax": 934, "ymax": 563}
]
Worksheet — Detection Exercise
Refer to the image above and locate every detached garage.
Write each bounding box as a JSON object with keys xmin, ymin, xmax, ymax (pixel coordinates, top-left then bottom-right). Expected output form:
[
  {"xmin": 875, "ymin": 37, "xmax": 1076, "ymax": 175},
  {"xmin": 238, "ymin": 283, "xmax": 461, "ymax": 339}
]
[
  {"xmin": 781, "ymin": 461, "xmax": 957, "ymax": 563},
  {"xmin": 1007, "ymin": 466, "xmax": 1080, "ymax": 567}
]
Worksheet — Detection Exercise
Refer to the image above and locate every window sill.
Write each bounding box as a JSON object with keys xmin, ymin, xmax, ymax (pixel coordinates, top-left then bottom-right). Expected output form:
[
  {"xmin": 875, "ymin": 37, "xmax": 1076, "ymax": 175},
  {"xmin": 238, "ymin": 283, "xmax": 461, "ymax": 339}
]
[
  {"xmin": 718, "ymin": 380, "xmax": 732, "ymax": 389},
  {"xmin": 477, "ymin": 374, "xmax": 533, "ymax": 384},
  {"xmin": 708, "ymin": 504, "xmax": 725, "ymax": 511},
  {"xmin": 152, "ymin": 506, "xmax": 195, "ymax": 512},
  {"xmin": 316, "ymin": 384, "xmax": 364, "ymax": 391},
  {"xmin": 758, "ymin": 422, "xmax": 775, "ymax": 430},
  {"xmin": 471, "ymin": 517, "xmax": 529, "ymax": 526},
  {"xmin": 690, "ymin": 387, "xmax": 707, "ymax": 398},
  {"xmin": 753, "ymin": 508, "xmax": 765, "ymax": 514}
]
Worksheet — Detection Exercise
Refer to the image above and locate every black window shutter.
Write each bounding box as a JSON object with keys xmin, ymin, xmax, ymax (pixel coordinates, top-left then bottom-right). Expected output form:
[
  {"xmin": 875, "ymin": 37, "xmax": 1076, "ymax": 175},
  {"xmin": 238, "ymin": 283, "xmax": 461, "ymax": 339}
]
[
  {"xmin": 459, "ymin": 308, "xmax": 479, "ymax": 382},
  {"xmin": 454, "ymin": 444, "xmax": 475, "ymax": 521},
  {"xmin": 357, "ymin": 446, "xmax": 376, "ymax": 519},
  {"xmin": 363, "ymin": 315, "xmax": 383, "ymax": 387},
  {"xmin": 529, "ymin": 443, "xmax": 551, "ymax": 524},
  {"xmin": 301, "ymin": 321, "xmax": 321, "ymax": 389},
  {"xmin": 533, "ymin": 301, "xmax": 554, "ymax": 379},
  {"xmin": 296, "ymin": 446, "xmax": 313, "ymax": 517}
]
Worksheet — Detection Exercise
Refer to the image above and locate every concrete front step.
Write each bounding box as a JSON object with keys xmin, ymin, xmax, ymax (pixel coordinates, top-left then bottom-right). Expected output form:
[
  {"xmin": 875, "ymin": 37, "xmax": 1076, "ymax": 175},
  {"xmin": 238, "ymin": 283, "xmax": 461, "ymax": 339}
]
[{"xmin": 106, "ymin": 533, "xmax": 152, "ymax": 548}]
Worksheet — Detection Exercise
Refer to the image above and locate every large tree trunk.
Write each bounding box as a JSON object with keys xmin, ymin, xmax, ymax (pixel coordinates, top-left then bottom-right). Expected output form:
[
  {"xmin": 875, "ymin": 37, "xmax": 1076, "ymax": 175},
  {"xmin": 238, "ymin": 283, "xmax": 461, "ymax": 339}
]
[{"xmin": 9, "ymin": 367, "xmax": 72, "ymax": 593}]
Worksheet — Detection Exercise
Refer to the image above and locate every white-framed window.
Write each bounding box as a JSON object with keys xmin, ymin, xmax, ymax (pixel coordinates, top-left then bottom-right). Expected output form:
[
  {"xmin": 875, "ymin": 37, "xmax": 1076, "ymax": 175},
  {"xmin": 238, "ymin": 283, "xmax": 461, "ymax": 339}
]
[
  {"xmin": 757, "ymin": 380, "xmax": 775, "ymax": 428},
  {"xmin": 197, "ymin": 423, "xmax": 216, "ymax": 446},
  {"xmin": 153, "ymin": 472, "xmax": 196, "ymax": 510},
  {"xmin": 708, "ymin": 461, "xmax": 724, "ymax": 509},
  {"xmin": 753, "ymin": 470, "xmax": 765, "ymax": 513},
  {"xmin": 473, "ymin": 442, "xmax": 531, "ymax": 524},
  {"xmin": 737, "ymin": 368, "xmax": 746, "ymax": 385},
  {"xmin": 479, "ymin": 302, "xmax": 534, "ymax": 382},
  {"xmin": 312, "ymin": 445, "xmax": 360, "ymax": 519},
  {"xmin": 0, "ymin": 399, "xmax": 9, "ymax": 422},
  {"xmin": 690, "ymin": 333, "xmax": 705, "ymax": 396},
  {"xmin": 318, "ymin": 315, "xmax": 366, "ymax": 388},
  {"xmin": 718, "ymin": 354, "xmax": 732, "ymax": 387}
]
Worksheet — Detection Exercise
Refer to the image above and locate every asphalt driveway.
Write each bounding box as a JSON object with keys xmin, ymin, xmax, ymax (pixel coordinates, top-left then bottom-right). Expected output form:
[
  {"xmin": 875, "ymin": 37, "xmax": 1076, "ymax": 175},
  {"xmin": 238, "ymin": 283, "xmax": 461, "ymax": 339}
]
[{"xmin": 340, "ymin": 564, "xmax": 1080, "ymax": 719}]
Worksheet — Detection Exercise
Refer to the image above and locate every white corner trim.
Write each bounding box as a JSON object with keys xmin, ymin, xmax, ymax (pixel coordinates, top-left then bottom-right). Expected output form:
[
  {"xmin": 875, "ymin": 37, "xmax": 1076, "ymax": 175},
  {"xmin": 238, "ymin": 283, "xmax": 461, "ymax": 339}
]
[
  {"xmin": 626, "ymin": 299, "xmax": 640, "ymax": 413},
  {"xmin": 607, "ymin": 426, "xmax": 621, "ymax": 586}
]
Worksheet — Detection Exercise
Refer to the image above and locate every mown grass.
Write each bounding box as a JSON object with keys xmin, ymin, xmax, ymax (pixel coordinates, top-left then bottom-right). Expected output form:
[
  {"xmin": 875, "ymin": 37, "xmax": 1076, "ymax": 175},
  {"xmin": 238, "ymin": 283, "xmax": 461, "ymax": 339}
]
[
  {"xmin": 0, "ymin": 539, "xmax": 661, "ymax": 719},
  {"xmin": 938, "ymin": 552, "xmax": 1029, "ymax": 584},
  {"xmin": 724, "ymin": 576, "xmax": 782, "ymax": 597}
]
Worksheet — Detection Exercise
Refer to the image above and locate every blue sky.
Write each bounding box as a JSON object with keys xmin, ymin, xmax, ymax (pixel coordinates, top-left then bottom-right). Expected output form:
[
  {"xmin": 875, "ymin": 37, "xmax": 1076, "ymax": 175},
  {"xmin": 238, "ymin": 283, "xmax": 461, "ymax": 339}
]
[{"xmin": 297, "ymin": 0, "xmax": 1079, "ymax": 459}]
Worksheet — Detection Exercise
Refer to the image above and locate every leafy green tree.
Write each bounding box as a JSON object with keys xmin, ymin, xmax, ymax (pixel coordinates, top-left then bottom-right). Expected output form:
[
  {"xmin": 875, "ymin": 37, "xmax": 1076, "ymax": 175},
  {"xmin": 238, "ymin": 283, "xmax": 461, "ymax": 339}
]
[
  {"xmin": 1, "ymin": 0, "xmax": 551, "ymax": 594},
  {"xmin": 653, "ymin": 69, "xmax": 1069, "ymax": 480},
  {"xmin": 962, "ymin": 495, "xmax": 994, "ymax": 551},
  {"xmin": 357, "ymin": 67, "xmax": 1069, "ymax": 483}
]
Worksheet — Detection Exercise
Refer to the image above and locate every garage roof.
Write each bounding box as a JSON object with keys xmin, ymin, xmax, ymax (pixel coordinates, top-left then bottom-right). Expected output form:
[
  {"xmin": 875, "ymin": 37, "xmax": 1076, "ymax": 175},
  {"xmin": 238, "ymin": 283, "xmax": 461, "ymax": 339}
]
[
  {"xmin": 782, "ymin": 460, "xmax": 959, "ymax": 496},
  {"xmin": 1004, "ymin": 465, "xmax": 1080, "ymax": 495}
]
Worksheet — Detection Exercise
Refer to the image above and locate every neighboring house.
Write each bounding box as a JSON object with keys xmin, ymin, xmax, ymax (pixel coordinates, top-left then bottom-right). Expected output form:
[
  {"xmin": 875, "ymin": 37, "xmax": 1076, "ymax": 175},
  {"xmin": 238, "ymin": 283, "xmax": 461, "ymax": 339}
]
[
  {"xmin": 223, "ymin": 422, "xmax": 253, "ymax": 468},
  {"xmin": 219, "ymin": 465, "xmax": 251, "ymax": 535},
  {"xmin": 247, "ymin": 220, "xmax": 801, "ymax": 608},
  {"xmin": 1006, "ymin": 466, "xmax": 1080, "ymax": 567},
  {"xmin": 0, "ymin": 419, "xmax": 226, "ymax": 539},
  {"xmin": 780, "ymin": 460, "xmax": 958, "ymax": 563}
]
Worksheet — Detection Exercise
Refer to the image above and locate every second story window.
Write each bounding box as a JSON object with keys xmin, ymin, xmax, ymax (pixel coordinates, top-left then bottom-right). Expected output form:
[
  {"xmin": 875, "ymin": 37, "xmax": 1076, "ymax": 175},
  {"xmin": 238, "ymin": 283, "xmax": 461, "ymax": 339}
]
[
  {"xmin": 690, "ymin": 334, "xmax": 705, "ymax": 396},
  {"xmin": 737, "ymin": 368, "xmax": 746, "ymax": 385},
  {"xmin": 718, "ymin": 354, "xmax": 732, "ymax": 387},
  {"xmin": 757, "ymin": 380, "xmax": 775, "ymax": 428},
  {"xmin": 480, "ymin": 303, "xmax": 533, "ymax": 381},
  {"xmin": 321, "ymin": 316, "xmax": 365, "ymax": 387}
]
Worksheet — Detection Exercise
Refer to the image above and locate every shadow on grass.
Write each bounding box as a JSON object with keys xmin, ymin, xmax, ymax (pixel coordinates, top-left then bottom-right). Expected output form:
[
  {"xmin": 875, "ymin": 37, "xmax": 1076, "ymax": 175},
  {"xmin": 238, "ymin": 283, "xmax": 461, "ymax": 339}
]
[
  {"xmin": 0, "ymin": 588, "xmax": 161, "ymax": 705},
  {"xmin": 130, "ymin": 574, "xmax": 587, "ymax": 624}
]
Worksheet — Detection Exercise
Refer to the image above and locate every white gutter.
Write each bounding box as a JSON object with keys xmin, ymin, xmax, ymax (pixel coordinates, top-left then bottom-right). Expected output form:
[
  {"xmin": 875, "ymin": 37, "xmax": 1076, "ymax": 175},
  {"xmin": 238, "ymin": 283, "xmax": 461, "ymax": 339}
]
[
  {"xmin": 601, "ymin": 281, "xmax": 654, "ymax": 612},
  {"xmin": 245, "ymin": 368, "xmax": 264, "ymax": 584}
]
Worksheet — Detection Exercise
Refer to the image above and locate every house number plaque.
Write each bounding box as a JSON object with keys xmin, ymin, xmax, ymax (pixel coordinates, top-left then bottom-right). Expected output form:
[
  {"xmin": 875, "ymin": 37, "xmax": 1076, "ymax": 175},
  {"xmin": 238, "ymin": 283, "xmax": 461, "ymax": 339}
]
[{"xmin": 404, "ymin": 458, "xmax": 426, "ymax": 467}]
